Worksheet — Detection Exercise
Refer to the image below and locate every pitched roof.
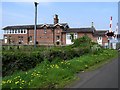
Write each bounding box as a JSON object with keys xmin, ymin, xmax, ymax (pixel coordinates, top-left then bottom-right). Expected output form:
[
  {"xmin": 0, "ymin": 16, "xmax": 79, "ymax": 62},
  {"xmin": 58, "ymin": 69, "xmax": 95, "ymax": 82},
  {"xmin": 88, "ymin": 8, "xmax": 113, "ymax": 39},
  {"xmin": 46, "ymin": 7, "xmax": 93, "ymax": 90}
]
[
  {"xmin": 63, "ymin": 27, "xmax": 95, "ymax": 33},
  {"xmin": 2, "ymin": 24, "xmax": 107, "ymax": 36},
  {"xmin": 93, "ymin": 30, "xmax": 108, "ymax": 36},
  {"xmin": 2, "ymin": 23, "xmax": 69, "ymax": 30}
]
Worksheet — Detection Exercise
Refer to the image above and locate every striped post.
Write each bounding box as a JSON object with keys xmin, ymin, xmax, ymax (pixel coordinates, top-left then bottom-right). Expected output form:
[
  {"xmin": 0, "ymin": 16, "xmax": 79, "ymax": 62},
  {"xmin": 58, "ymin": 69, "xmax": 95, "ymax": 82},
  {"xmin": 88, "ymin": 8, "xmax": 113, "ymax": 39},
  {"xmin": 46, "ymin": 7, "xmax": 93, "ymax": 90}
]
[{"xmin": 109, "ymin": 16, "xmax": 112, "ymax": 32}]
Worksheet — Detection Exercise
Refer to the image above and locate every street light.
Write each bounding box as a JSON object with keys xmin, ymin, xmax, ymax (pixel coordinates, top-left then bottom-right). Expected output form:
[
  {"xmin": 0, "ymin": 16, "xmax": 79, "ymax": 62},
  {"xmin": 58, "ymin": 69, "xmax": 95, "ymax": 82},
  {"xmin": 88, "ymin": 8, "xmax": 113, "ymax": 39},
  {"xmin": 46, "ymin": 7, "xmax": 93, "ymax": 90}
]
[{"xmin": 34, "ymin": 0, "xmax": 39, "ymax": 48}]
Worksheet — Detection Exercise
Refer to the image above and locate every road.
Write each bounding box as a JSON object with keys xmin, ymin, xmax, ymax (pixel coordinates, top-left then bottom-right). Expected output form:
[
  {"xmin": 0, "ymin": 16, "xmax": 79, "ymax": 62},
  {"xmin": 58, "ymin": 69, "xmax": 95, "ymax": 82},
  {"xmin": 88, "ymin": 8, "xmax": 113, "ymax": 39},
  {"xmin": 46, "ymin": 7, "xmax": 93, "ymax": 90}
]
[{"xmin": 66, "ymin": 58, "xmax": 118, "ymax": 88}]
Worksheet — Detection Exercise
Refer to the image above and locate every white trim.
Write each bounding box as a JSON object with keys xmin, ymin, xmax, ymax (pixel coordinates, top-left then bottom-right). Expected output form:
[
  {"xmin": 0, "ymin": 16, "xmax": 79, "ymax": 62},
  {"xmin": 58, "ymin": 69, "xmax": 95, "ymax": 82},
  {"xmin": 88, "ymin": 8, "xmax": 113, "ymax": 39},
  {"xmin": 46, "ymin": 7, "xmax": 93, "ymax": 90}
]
[
  {"xmin": 54, "ymin": 23, "xmax": 62, "ymax": 27},
  {"xmin": 97, "ymin": 36, "xmax": 102, "ymax": 45},
  {"xmin": 66, "ymin": 33, "xmax": 78, "ymax": 45},
  {"xmin": 4, "ymin": 29, "xmax": 27, "ymax": 34},
  {"xmin": 41, "ymin": 24, "xmax": 50, "ymax": 28},
  {"xmin": 4, "ymin": 36, "xmax": 7, "ymax": 43}
]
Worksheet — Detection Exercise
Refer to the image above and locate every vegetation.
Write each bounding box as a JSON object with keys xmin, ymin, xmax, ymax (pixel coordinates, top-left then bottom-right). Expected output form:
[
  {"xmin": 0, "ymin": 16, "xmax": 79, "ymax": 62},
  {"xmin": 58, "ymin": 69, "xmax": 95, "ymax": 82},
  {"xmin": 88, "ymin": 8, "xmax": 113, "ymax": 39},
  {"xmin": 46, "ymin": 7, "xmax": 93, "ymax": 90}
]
[
  {"xmin": 2, "ymin": 36, "xmax": 95, "ymax": 77},
  {"xmin": 73, "ymin": 35, "xmax": 92, "ymax": 47},
  {"xmin": 1, "ymin": 35, "xmax": 118, "ymax": 89},
  {"xmin": 2, "ymin": 49, "xmax": 117, "ymax": 89}
]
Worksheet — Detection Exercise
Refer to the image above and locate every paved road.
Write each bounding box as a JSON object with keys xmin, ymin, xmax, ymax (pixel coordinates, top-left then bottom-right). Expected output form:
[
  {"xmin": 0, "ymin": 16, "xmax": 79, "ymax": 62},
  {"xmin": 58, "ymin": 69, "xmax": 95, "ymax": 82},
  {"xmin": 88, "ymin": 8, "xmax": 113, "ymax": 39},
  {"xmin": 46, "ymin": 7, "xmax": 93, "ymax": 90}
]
[{"xmin": 66, "ymin": 58, "xmax": 118, "ymax": 88}]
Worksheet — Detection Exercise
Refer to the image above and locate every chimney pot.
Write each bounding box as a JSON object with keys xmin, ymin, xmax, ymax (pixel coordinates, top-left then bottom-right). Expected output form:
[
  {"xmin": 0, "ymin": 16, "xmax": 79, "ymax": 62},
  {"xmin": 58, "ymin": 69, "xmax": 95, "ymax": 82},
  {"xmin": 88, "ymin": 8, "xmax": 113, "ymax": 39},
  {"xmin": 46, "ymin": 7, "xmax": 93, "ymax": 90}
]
[
  {"xmin": 91, "ymin": 22, "xmax": 94, "ymax": 28},
  {"xmin": 54, "ymin": 14, "xmax": 59, "ymax": 24}
]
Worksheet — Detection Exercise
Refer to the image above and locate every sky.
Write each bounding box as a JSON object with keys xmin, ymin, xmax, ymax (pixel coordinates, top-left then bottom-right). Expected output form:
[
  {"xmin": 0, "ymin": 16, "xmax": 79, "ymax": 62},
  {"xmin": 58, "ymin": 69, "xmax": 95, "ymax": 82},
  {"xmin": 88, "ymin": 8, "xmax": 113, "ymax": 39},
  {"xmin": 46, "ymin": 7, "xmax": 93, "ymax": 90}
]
[{"xmin": 0, "ymin": 1, "xmax": 119, "ymax": 39}]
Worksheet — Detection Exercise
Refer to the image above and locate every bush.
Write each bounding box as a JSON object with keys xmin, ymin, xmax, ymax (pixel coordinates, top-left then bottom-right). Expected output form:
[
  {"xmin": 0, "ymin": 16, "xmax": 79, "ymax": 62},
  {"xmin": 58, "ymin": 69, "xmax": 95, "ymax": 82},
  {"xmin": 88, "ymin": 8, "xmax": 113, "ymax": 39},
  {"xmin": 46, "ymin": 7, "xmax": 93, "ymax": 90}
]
[
  {"xmin": 2, "ymin": 51, "xmax": 44, "ymax": 77},
  {"xmin": 2, "ymin": 49, "xmax": 117, "ymax": 89},
  {"xmin": 90, "ymin": 44, "xmax": 103, "ymax": 54},
  {"xmin": 73, "ymin": 35, "xmax": 92, "ymax": 47},
  {"xmin": 2, "ymin": 36, "xmax": 101, "ymax": 77}
]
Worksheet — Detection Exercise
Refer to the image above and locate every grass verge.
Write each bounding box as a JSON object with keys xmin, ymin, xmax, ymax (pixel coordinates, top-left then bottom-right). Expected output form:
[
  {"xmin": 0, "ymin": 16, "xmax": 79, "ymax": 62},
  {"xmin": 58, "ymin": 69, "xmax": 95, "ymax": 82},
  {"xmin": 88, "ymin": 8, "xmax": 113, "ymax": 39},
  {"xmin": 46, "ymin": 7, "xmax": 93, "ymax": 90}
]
[{"xmin": 2, "ymin": 49, "xmax": 117, "ymax": 89}]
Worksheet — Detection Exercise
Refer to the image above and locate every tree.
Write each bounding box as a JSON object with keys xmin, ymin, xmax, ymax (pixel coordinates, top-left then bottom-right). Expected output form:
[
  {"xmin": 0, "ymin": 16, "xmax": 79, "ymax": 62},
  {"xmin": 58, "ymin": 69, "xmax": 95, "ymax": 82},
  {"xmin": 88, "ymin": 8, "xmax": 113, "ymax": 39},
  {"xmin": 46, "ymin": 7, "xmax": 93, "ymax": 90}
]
[{"xmin": 70, "ymin": 33, "xmax": 74, "ymax": 42}]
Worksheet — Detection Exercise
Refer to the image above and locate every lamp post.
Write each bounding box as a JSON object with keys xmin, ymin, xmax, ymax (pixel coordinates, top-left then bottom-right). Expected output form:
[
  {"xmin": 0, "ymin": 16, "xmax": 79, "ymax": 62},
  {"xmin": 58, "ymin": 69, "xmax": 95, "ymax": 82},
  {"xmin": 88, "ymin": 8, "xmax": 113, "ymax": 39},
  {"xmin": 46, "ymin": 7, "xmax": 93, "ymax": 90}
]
[{"xmin": 34, "ymin": 0, "xmax": 39, "ymax": 48}]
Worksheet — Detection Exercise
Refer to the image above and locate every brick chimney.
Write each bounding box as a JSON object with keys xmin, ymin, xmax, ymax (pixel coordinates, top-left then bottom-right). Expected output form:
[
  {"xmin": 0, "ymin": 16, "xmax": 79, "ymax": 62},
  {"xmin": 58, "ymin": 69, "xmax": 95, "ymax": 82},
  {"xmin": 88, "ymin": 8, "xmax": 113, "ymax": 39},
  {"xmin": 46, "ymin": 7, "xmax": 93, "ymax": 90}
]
[
  {"xmin": 54, "ymin": 14, "xmax": 59, "ymax": 24},
  {"xmin": 91, "ymin": 22, "xmax": 94, "ymax": 28}
]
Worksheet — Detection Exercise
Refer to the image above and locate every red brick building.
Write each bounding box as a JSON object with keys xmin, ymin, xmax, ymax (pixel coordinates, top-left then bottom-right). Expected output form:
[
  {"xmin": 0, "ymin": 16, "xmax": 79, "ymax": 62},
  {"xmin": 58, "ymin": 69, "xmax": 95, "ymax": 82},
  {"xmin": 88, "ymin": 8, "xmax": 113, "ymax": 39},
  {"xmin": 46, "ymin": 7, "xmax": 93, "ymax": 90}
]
[{"xmin": 2, "ymin": 14, "xmax": 108, "ymax": 46}]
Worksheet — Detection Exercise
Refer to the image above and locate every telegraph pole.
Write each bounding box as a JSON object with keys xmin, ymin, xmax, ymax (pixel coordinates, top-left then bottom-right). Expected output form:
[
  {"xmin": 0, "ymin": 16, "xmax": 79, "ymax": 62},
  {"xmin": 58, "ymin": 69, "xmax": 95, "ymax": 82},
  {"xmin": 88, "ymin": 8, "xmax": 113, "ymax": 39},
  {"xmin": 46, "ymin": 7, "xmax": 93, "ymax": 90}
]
[{"xmin": 34, "ymin": 1, "xmax": 39, "ymax": 48}]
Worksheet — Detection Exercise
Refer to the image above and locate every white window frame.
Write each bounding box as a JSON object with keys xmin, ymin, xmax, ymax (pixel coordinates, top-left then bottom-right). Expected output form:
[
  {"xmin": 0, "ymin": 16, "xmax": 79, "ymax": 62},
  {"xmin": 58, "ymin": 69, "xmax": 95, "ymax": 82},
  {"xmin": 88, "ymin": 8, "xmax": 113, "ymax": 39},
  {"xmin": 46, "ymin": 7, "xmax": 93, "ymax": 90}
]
[
  {"xmin": 66, "ymin": 33, "xmax": 71, "ymax": 40},
  {"xmin": 97, "ymin": 36, "xmax": 102, "ymax": 40},
  {"xmin": 74, "ymin": 33, "xmax": 78, "ymax": 39},
  {"xmin": 44, "ymin": 27, "xmax": 47, "ymax": 34},
  {"xmin": 29, "ymin": 36, "xmax": 32, "ymax": 42},
  {"xmin": 21, "ymin": 29, "xmax": 23, "ymax": 34},
  {"xmin": 5, "ymin": 29, "xmax": 27, "ymax": 34},
  {"xmin": 18, "ymin": 29, "xmax": 20, "ymax": 34},
  {"xmin": 11, "ymin": 30, "xmax": 13, "ymax": 34},
  {"xmin": 15, "ymin": 29, "xmax": 17, "ymax": 34},
  {"xmin": 7, "ymin": 30, "xmax": 10, "ymax": 34}
]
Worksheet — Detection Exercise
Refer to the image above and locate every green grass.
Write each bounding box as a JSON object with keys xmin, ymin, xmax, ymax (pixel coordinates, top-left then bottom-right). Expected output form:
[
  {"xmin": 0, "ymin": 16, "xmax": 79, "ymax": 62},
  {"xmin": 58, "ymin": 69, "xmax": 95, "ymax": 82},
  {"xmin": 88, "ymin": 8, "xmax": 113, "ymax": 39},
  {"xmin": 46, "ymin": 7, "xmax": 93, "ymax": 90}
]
[{"xmin": 2, "ymin": 49, "xmax": 117, "ymax": 89}]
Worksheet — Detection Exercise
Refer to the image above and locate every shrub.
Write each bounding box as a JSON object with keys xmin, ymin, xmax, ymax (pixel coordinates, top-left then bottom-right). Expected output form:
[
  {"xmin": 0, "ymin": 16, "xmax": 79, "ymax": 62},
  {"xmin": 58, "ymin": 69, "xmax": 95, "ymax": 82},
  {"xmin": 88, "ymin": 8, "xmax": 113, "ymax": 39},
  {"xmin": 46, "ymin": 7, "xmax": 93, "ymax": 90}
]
[
  {"xmin": 73, "ymin": 35, "xmax": 92, "ymax": 47},
  {"xmin": 2, "ymin": 49, "xmax": 117, "ymax": 89},
  {"xmin": 2, "ymin": 51, "xmax": 44, "ymax": 77},
  {"xmin": 90, "ymin": 44, "xmax": 103, "ymax": 54},
  {"xmin": 2, "ymin": 36, "xmax": 100, "ymax": 77}
]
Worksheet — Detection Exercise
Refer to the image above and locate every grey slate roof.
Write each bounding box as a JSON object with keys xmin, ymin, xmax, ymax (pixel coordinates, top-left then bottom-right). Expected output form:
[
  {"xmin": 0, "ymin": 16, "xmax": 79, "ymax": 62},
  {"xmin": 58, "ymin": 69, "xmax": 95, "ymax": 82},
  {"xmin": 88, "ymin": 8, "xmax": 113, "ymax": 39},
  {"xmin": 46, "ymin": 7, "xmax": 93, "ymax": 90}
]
[
  {"xmin": 93, "ymin": 30, "xmax": 108, "ymax": 36},
  {"xmin": 63, "ymin": 27, "xmax": 95, "ymax": 33},
  {"xmin": 2, "ymin": 23, "xmax": 69, "ymax": 30},
  {"xmin": 2, "ymin": 24, "xmax": 107, "ymax": 36}
]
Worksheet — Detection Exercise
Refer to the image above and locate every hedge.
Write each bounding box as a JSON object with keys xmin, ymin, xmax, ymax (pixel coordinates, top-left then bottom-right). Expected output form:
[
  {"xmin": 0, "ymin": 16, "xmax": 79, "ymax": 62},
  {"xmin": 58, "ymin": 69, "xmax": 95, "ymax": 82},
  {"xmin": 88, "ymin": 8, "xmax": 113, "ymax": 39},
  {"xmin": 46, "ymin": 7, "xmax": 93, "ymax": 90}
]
[{"xmin": 2, "ymin": 36, "xmax": 101, "ymax": 77}]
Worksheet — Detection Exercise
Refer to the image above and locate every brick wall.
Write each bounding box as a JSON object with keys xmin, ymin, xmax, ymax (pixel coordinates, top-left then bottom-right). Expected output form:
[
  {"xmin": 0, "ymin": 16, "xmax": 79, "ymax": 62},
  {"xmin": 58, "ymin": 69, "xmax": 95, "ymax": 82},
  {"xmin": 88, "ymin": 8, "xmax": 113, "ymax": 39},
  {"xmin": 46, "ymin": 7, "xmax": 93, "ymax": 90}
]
[
  {"xmin": 3, "ymin": 34, "xmax": 28, "ymax": 45},
  {"xmin": 102, "ymin": 36, "xmax": 108, "ymax": 46},
  {"xmin": 77, "ymin": 33, "xmax": 97, "ymax": 42},
  {"xmin": 62, "ymin": 33, "xmax": 66, "ymax": 45},
  {"xmin": 3, "ymin": 29, "xmax": 108, "ymax": 46},
  {"xmin": 28, "ymin": 28, "xmax": 54, "ymax": 45},
  {"xmin": 54, "ymin": 26, "xmax": 63, "ymax": 45}
]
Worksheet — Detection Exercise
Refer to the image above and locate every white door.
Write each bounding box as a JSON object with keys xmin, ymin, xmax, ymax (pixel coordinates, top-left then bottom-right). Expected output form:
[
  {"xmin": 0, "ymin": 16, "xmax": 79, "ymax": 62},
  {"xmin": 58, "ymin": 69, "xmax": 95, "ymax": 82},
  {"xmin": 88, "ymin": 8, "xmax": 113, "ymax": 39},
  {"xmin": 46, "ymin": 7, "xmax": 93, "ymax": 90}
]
[
  {"xmin": 4, "ymin": 36, "xmax": 7, "ymax": 43},
  {"xmin": 66, "ymin": 33, "xmax": 72, "ymax": 45},
  {"xmin": 66, "ymin": 33, "xmax": 78, "ymax": 45}
]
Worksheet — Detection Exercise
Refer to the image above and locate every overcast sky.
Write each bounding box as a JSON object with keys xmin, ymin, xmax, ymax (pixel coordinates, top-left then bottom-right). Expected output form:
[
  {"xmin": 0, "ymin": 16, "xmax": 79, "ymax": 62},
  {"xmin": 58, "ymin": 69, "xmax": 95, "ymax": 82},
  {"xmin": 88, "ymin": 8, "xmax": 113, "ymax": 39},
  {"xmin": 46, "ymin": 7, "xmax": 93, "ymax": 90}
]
[{"xmin": 0, "ymin": 2, "xmax": 119, "ymax": 39}]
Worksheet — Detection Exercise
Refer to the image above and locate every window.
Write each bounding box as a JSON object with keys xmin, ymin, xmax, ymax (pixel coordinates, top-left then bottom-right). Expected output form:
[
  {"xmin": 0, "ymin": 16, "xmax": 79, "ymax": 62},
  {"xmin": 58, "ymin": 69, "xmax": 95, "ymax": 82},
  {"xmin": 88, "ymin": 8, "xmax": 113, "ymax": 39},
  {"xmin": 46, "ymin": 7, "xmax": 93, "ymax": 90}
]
[
  {"xmin": 24, "ymin": 29, "xmax": 26, "ymax": 33},
  {"xmin": 18, "ymin": 36, "xmax": 21, "ymax": 44},
  {"xmin": 18, "ymin": 30, "xmax": 20, "ymax": 33},
  {"xmin": 56, "ymin": 36, "xmax": 60, "ymax": 40},
  {"xmin": 15, "ymin": 30, "xmax": 17, "ymax": 33},
  {"xmin": 18, "ymin": 36, "xmax": 23, "ymax": 44},
  {"xmin": 44, "ymin": 27, "xmax": 47, "ymax": 34},
  {"xmin": 8, "ymin": 36, "xmax": 12, "ymax": 44},
  {"xmin": 28, "ymin": 36, "xmax": 32, "ymax": 42},
  {"xmin": 97, "ymin": 37, "xmax": 102, "ymax": 40},
  {"xmin": 67, "ymin": 34, "xmax": 71, "ymax": 40},
  {"xmin": 10, "ymin": 30, "xmax": 11, "ymax": 34},
  {"xmin": 74, "ymin": 33, "xmax": 77, "ymax": 39},
  {"xmin": 12, "ymin": 30, "xmax": 14, "ymax": 34},
  {"xmin": 21, "ymin": 29, "xmax": 23, "ymax": 33},
  {"xmin": 4, "ymin": 36, "xmax": 7, "ymax": 43},
  {"xmin": 97, "ymin": 37, "xmax": 99, "ymax": 40},
  {"xmin": 56, "ymin": 41, "xmax": 60, "ymax": 45},
  {"xmin": 21, "ymin": 36, "xmax": 23, "ymax": 42},
  {"xmin": 4, "ymin": 35, "xmax": 7, "ymax": 38},
  {"xmin": 7, "ymin": 30, "xmax": 9, "ymax": 34},
  {"xmin": 4, "ymin": 30, "xmax": 6, "ymax": 34}
]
